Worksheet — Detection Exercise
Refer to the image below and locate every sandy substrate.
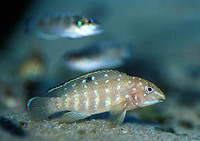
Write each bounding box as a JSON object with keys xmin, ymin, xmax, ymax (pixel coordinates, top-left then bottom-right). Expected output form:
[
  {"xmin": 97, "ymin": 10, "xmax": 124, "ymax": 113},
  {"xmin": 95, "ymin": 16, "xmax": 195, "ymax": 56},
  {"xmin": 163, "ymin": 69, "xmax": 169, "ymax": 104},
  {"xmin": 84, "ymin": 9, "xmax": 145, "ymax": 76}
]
[{"xmin": 0, "ymin": 101, "xmax": 199, "ymax": 141}]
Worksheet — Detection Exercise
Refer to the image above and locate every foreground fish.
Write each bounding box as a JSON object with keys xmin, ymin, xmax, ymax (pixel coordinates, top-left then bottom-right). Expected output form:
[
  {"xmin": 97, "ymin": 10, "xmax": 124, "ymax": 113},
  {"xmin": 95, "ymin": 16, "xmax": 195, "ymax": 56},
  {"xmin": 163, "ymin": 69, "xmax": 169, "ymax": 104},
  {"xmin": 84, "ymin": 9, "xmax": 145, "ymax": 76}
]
[
  {"xmin": 27, "ymin": 13, "xmax": 102, "ymax": 39},
  {"xmin": 27, "ymin": 70, "xmax": 165, "ymax": 126},
  {"xmin": 64, "ymin": 41, "xmax": 131, "ymax": 72}
]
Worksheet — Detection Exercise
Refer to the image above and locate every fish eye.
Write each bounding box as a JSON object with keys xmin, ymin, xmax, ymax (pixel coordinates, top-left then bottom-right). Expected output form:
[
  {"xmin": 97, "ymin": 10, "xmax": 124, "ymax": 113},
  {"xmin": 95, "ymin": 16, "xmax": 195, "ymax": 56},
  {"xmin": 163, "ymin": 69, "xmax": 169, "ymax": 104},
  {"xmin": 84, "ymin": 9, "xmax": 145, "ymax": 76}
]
[
  {"xmin": 76, "ymin": 21, "xmax": 82, "ymax": 26},
  {"xmin": 145, "ymin": 86, "xmax": 154, "ymax": 94}
]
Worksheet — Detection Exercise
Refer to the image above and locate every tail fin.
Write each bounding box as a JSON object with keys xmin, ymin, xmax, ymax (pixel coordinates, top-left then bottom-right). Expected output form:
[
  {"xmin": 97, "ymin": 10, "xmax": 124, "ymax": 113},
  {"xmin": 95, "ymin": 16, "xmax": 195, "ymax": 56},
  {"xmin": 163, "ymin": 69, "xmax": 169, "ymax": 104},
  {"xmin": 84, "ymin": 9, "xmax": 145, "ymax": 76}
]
[{"xmin": 27, "ymin": 97, "xmax": 55, "ymax": 121}]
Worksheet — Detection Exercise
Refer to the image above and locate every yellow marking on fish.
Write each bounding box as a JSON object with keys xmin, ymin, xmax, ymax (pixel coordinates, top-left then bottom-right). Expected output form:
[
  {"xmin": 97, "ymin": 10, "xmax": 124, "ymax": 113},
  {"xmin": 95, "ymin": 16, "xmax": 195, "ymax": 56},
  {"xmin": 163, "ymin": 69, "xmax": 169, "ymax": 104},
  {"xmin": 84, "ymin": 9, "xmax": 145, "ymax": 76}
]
[
  {"xmin": 56, "ymin": 103, "xmax": 62, "ymax": 109},
  {"xmin": 94, "ymin": 90, "xmax": 100, "ymax": 109},
  {"xmin": 75, "ymin": 94, "xmax": 79, "ymax": 110},
  {"xmin": 85, "ymin": 94, "xmax": 89, "ymax": 110},
  {"xmin": 65, "ymin": 97, "xmax": 70, "ymax": 108},
  {"xmin": 96, "ymin": 95, "xmax": 100, "ymax": 109}
]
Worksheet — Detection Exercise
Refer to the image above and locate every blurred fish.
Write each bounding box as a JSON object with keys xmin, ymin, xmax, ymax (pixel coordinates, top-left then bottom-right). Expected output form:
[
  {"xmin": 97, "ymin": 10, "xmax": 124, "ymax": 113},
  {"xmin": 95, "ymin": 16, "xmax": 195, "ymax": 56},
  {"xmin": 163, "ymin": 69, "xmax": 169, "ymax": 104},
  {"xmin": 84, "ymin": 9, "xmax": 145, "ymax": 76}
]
[
  {"xmin": 64, "ymin": 41, "xmax": 131, "ymax": 72},
  {"xmin": 27, "ymin": 70, "xmax": 165, "ymax": 126},
  {"xmin": 26, "ymin": 13, "xmax": 102, "ymax": 39},
  {"xmin": 20, "ymin": 49, "xmax": 46, "ymax": 82},
  {"xmin": 0, "ymin": 82, "xmax": 27, "ymax": 112}
]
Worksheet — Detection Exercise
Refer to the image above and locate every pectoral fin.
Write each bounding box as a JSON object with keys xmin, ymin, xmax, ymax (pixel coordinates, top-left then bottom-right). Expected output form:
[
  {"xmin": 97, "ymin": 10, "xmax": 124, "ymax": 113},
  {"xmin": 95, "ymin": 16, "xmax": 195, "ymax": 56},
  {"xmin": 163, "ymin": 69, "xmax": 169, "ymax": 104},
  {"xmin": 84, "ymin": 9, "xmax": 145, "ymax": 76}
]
[
  {"xmin": 110, "ymin": 101, "xmax": 127, "ymax": 126},
  {"xmin": 52, "ymin": 112, "xmax": 91, "ymax": 123}
]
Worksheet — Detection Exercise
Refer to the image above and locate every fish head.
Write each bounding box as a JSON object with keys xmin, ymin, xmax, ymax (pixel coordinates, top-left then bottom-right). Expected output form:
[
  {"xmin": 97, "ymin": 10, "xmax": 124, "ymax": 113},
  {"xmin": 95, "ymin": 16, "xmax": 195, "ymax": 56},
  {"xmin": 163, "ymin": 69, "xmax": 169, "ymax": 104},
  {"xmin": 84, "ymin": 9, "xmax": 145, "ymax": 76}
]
[
  {"xmin": 74, "ymin": 18, "xmax": 102, "ymax": 36},
  {"xmin": 129, "ymin": 78, "xmax": 165, "ymax": 108}
]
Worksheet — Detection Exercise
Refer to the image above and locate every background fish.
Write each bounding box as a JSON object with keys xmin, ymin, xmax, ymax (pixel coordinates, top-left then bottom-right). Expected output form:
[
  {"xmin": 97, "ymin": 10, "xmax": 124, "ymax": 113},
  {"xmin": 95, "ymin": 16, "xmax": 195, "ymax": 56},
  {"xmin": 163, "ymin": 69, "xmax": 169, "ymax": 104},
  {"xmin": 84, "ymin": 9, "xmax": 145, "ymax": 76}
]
[
  {"xmin": 27, "ymin": 13, "xmax": 102, "ymax": 40},
  {"xmin": 64, "ymin": 41, "xmax": 131, "ymax": 72},
  {"xmin": 20, "ymin": 49, "xmax": 46, "ymax": 82},
  {"xmin": 27, "ymin": 70, "xmax": 165, "ymax": 126}
]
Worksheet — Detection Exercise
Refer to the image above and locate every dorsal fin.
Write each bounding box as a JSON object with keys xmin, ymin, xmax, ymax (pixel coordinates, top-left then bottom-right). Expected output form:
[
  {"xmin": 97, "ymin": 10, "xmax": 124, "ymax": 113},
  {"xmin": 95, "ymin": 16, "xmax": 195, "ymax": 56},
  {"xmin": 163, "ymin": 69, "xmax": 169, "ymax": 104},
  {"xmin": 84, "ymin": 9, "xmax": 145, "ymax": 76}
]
[{"xmin": 48, "ymin": 70, "xmax": 127, "ymax": 96}]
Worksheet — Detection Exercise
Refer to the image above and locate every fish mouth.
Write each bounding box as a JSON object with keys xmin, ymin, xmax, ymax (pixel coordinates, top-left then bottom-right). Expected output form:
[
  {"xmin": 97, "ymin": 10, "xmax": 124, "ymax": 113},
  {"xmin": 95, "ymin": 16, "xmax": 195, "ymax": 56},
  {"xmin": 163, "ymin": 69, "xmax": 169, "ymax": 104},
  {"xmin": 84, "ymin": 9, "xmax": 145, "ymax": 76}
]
[
  {"xmin": 158, "ymin": 98, "xmax": 165, "ymax": 103},
  {"xmin": 154, "ymin": 91, "xmax": 165, "ymax": 102},
  {"xmin": 158, "ymin": 99, "xmax": 164, "ymax": 102}
]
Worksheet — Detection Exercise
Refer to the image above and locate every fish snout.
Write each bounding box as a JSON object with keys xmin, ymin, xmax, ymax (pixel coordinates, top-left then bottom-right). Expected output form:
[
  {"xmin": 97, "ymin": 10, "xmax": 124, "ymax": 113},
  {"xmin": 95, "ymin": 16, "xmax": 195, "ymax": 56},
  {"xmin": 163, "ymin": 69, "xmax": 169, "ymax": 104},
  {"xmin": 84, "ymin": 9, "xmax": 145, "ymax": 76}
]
[{"xmin": 153, "ymin": 91, "xmax": 165, "ymax": 102}]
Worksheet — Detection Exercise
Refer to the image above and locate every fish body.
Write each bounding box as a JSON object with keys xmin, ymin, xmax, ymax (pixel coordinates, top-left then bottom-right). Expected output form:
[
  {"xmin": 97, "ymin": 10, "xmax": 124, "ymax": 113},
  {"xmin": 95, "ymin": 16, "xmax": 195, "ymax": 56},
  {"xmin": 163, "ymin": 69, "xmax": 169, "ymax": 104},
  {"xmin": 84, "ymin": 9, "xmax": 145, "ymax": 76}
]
[
  {"xmin": 27, "ymin": 13, "xmax": 102, "ymax": 40},
  {"xmin": 27, "ymin": 70, "xmax": 165, "ymax": 125},
  {"xmin": 64, "ymin": 41, "xmax": 131, "ymax": 72}
]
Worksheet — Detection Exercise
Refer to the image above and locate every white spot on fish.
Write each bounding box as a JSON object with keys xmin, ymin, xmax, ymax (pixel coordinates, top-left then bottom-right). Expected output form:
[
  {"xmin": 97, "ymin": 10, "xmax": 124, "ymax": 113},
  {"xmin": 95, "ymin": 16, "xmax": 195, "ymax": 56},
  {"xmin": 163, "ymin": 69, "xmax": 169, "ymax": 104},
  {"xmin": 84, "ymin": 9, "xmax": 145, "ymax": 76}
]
[
  {"xmin": 74, "ymin": 95, "xmax": 78, "ymax": 102},
  {"xmin": 92, "ymin": 76, "xmax": 95, "ymax": 80},
  {"xmin": 117, "ymin": 85, "xmax": 120, "ymax": 91},
  {"xmin": 73, "ymin": 90, "xmax": 77, "ymax": 93},
  {"xmin": 105, "ymin": 80, "xmax": 109, "ymax": 84},
  {"xmin": 84, "ymin": 92, "xmax": 87, "ymax": 97},
  {"xmin": 133, "ymin": 88, "xmax": 136, "ymax": 91},
  {"xmin": 94, "ymin": 104, "xmax": 97, "ymax": 108},
  {"xmin": 135, "ymin": 102, "xmax": 138, "ymax": 105},
  {"xmin": 104, "ymin": 74, "xmax": 108, "ymax": 77},
  {"xmin": 116, "ymin": 95, "xmax": 120, "ymax": 101},
  {"xmin": 85, "ymin": 101, "xmax": 89, "ymax": 109},
  {"xmin": 144, "ymin": 100, "xmax": 160, "ymax": 105},
  {"xmin": 128, "ymin": 81, "xmax": 132, "ymax": 84},
  {"xmin": 65, "ymin": 94, "xmax": 67, "ymax": 97},
  {"xmin": 84, "ymin": 85, "xmax": 87, "ymax": 88},
  {"xmin": 94, "ymin": 90, "xmax": 98, "ymax": 96},
  {"xmin": 105, "ymin": 98, "xmax": 109, "ymax": 107},
  {"xmin": 118, "ymin": 78, "xmax": 120, "ymax": 82},
  {"xmin": 143, "ymin": 93, "xmax": 146, "ymax": 97},
  {"xmin": 83, "ymin": 101, "xmax": 86, "ymax": 104},
  {"xmin": 132, "ymin": 77, "xmax": 135, "ymax": 80},
  {"xmin": 139, "ymin": 82, "xmax": 142, "ymax": 86},
  {"xmin": 135, "ymin": 96, "xmax": 137, "ymax": 99},
  {"xmin": 125, "ymin": 95, "xmax": 129, "ymax": 98},
  {"xmin": 105, "ymin": 88, "xmax": 109, "ymax": 93},
  {"xmin": 94, "ymin": 82, "xmax": 98, "ymax": 85},
  {"xmin": 64, "ymin": 88, "xmax": 67, "ymax": 91},
  {"xmin": 82, "ymin": 79, "xmax": 86, "ymax": 83},
  {"xmin": 94, "ymin": 98, "xmax": 97, "ymax": 109},
  {"xmin": 119, "ymin": 74, "xmax": 122, "ymax": 77}
]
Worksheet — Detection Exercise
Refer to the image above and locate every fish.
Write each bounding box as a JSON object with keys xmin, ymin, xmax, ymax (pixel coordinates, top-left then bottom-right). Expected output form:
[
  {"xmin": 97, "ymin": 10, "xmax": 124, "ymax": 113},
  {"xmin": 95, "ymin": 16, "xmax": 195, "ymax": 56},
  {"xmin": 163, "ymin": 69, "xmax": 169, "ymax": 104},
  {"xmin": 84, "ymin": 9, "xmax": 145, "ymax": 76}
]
[
  {"xmin": 0, "ymin": 81, "xmax": 26, "ymax": 112},
  {"xmin": 20, "ymin": 49, "xmax": 45, "ymax": 82},
  {"xmin": 27, "ymin": 70, "xmax": 165, "ymax": 126},
  {"xmin": 27, "ymin": 13, "xmax": 102, "ymax": 40},
  {"xmin": 64, "ymin": 41, "xmax": 131, "ymax": 72}
]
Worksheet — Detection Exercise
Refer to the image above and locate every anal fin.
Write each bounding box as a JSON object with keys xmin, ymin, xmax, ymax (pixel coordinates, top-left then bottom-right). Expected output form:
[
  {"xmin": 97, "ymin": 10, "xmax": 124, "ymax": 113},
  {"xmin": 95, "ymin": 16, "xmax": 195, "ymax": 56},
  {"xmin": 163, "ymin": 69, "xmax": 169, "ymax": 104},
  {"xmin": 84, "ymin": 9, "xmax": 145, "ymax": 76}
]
[
  {"xmin": 53, "ymin": 112, "xmax": 91, "ymax": 123},
  {"xmin": 110, "ymin": 101, "xmax": 127, "ymax": 126}
]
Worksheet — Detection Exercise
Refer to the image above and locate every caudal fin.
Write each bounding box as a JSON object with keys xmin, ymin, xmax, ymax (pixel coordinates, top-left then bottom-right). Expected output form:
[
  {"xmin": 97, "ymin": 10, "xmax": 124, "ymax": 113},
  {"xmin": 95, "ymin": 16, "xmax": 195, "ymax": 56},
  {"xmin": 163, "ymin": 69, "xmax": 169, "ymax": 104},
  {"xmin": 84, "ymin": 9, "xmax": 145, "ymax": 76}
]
[{"xmin": 27, "ymin": 97, "xmax": 55, "ymax": 121}]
